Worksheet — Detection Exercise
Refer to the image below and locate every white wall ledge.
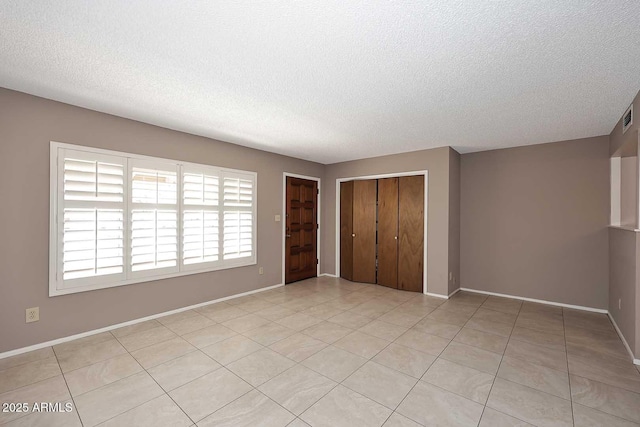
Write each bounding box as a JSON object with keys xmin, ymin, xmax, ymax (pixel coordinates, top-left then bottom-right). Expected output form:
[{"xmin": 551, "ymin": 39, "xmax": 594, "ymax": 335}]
[{"xmin": 608, "ymin": 225, "xmax": 640, "ymax": 232}]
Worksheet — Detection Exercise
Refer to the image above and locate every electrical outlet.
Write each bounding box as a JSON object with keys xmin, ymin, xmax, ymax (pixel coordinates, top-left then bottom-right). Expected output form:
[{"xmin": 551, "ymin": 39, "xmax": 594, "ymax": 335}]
[
  {"xmin": 259, "ymin": 267, "xmax": 264, "ymax": 275},
  {"xmin": 449, "ymin": 272, "xmax": 452, "ymax": 281},
  {"xmin": 26, "ymin": 307, "xmax": 39, "ymax": 323},
  {"xmin": 619, "ymin": 299, "xmax": 622, "ymax": 310}
]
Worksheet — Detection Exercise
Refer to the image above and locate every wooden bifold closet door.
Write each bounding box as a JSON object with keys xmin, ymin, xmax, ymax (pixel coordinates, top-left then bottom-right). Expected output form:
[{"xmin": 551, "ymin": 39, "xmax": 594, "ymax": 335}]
[
  {"xmin": 339, "ymin": 181, "xmax": 354, "ymax": 281},
  {"xmin": 340, "ymin": 179, "xmax": 377, "ymax": 284},
  {"xmin": 377, "ymin": 177, "xmax": 398, "ymax": 288},
  {"xmin": 340, "ymin": 175, "xmax": 423, "ymax": 291},
  {"xmin": 352, "ymin": 179, "xmax": 377, "ymax": 283},
  {"xmin": 398, "ymin": 175, "xmax": 424, "ymax": 292}
]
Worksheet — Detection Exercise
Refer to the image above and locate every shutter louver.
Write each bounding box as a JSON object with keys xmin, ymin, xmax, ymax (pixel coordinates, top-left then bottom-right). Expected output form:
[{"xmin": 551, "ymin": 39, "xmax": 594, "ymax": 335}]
[
  {"xmin": 132, "ymin": 168, "xmax": 177, "ymax": 204},
  {"xmin": 184, "ymin": 173, "xmax": 218, "ymax": 205},
  {"xmin": 182, "ymin": 170, "xmax": 219, "ymax": 266},
  {"xmin": 223, "ymin": 177, "xmax": 253, "ymax": 207},
  {"xmin": 64, "ymin": 159, "xmax": 124, "ymax": 202},
  {"xmin": 183, "ymin": 210, "xmax": 219, "ymax": 264},
  {"xmin": 131, "ymin": 210, "xmax": 178, "ymax": 271},
  {"xmin": 223, "ymin": 211, "xmax": 253, "ymax": 259},
  {"xmin": 130, "ymin": 163, "xmax": 178, "ymax": 274},
  {"xmin": 222, "ymin": 175, "xmax": 254, "ymax": 260},
  {"xmin": 61, "ymin": 153, "xmax": 125, "ymax": 281}
]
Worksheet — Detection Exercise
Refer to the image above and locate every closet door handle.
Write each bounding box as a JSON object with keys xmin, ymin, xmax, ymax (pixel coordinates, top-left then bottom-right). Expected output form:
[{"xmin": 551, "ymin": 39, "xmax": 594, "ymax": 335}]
[
  {"xmin": 352, "ymin": 233, "xmax": 356, "ymax": 237},
  {"xmin": 394, "ymin": 236, "xmax": 398, "ymax": 240}
]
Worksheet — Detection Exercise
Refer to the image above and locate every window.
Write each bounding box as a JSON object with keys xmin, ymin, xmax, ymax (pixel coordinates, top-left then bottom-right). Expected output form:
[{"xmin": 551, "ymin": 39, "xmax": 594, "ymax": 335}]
[{"xmin": 50, "ymin": 142, "xmax": 257, "ymax": 296}]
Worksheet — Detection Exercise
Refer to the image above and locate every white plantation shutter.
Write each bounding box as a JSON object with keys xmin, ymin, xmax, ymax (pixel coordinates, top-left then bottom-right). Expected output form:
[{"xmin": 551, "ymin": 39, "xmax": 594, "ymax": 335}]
[
  {"xmin": 223, "ymin": 211, "xmax": 253, "ymax": 259},
  {"xmin": 223, "ymin": 176, "xmax": 253, "ymax": 207},
  {"xmin": 222, "ymin": 173, "xmax": 255, "ymax": 260},
  {"xmin": 51, "ymin": 143, "xmax": 257, "ymax": 296},
  {"xmin": 129, "ymin": 160, "xmax": 179, "ymax": 275},
  {"xmin": 58, "ymin": 150, "xmax": 126, "ymax": 285},
  {"xmin": 182, "ymin": 168, "xmax": 220, "ymax": 267}
]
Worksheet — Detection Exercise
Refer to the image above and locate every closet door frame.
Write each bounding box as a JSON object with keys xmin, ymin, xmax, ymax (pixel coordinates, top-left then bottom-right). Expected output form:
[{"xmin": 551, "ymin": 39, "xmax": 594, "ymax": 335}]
[{"xmin": 335, "ymin": 170, "xmax": 429, "ymax": 293}]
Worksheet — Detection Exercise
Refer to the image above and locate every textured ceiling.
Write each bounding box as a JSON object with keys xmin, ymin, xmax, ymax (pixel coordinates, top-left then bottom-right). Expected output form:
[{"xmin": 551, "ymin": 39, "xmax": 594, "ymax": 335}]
[{"xmin": 1, "ymin": 1, "xmax": 639, "ymax": 164}]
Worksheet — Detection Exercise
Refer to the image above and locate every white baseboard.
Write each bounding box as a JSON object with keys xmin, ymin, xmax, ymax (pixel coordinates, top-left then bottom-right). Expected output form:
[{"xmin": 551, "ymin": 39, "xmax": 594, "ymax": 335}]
[
  {"xmin": 425, "ymin": 288, "xmax": 460, "ymax": 300},
  {"xmin": 425, "ymin": 292, "xmax": 448, "ymax": 299},
  {"xmin": 5, "ymin": 282, "xmax": 638, "ymax": 366},
  {"xmin": 0, "ymin": 283, "xmax": 284, "ymax": 360},
  {"xmin": 607, "ymin": 312, "xmax": 639, "ymax": 365},
  {"xmin": 460, "ymin": 288, "xmax": 638, "ymax": 364},
  {"xmin": 459, "ymin": 288, "xmax": 608, "ymax": 314}
]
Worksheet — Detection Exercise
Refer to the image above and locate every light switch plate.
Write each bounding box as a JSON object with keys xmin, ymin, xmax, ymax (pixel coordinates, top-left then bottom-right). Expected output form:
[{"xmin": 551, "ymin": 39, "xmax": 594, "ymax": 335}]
[{"xmin": 275, "ymin": 215, "xmax": 281, "ymax": 222}]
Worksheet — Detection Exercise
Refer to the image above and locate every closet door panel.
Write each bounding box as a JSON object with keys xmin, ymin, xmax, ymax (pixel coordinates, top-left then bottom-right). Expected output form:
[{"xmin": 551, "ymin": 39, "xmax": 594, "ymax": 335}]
[
  {"xmin": 398, "ymin": 175, "xmax": 424, "ymax": 292},
  {"xmin": 377, "ymin": 177, "xmax": 398, "ymax": 288},
  {"xmin": 340, "ymin": 181, "xmax": 354, "ymax": 281},
  {"xmin": 352, "ymin": 179, "xmax": 377, "ymax": 283}
]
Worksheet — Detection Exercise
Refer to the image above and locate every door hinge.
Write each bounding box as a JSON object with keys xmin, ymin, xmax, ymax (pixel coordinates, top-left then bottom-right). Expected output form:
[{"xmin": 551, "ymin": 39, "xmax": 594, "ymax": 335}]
[
  {"xmin": 317, "ymin": 223, "xmax": 319, "ymax": 229},
  {"xmin": 316, "ymin": 259, "xmax": 319, "ymax": 265},
  {"xmin": 317, "ymin": 188, "xmax": 319, "ymax": 195}
]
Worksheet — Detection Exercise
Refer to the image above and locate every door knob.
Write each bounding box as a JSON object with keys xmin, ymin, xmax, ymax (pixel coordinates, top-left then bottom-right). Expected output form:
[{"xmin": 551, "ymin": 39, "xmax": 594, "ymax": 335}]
[
  {"xmin": 286, "ymin": 234, "xmax": 291, "ymax": 238},
  {"xmin": 394, "ymin": 236, "xmax": 398, "ymax": 240},
  {"xmin": 352, "ymin": 233, "xmax": 356, "ymax": 237}
]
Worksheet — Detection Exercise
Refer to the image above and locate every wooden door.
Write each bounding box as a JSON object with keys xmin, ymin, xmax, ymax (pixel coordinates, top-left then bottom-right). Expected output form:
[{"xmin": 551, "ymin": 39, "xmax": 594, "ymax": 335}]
[
  {"xmin": 352, "ymin": 179, "xmax": 377, "ymax": 283},
  {"xmin": 377, "ymin": 177, "xmax": 398, "ymax": 288},
  {"xmin": 285, "ymin": 177, "xmax": 318, "ymax": 284},
  {"xmin": 398, "ymin": 175, "xmax": 424, "ymax": 292},
  {"xmin": 340, "ymin": 181, "xmax": 354, "ymax": 281}
]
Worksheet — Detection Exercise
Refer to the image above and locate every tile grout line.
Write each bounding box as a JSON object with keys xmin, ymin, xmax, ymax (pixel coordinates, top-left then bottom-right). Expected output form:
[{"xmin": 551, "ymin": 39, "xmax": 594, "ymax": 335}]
[
  {"xmin": 12, "ymin": 283, "xmax": 635, "ymax": 427},
  {"xmin": 0, "ymin": 350, "xmax": 55, "ymax": 374},
  {"xmin": 85, "ymin": 328, "xmax": 192, "ymax": 427},
  {"xmin": 563, "ymin": 313, "xmax": 640, "ymax": 425},
  {"xmin": 52, "ymin": 340, "xmax": 86, "ymax": 427},
  {"xmin": 2, "ymin": 281, "xmax": 337, "ymax": 426},
  {"xmin": 561, "ymin": 308, "xmax": 576, "ymax": 427},
  {"xmin": 445, "ymin": 295, "xmax": 492, "ymax": 427},
  {"xmin": 344, "ymin": 294, "xmax": 480, "ymax": 426},
  {"xmin": 282, "ymin": 288, "xmax": 439, "ymax": 423},
  {"xmin": 479, "ymin": 297, "xmax": 534, "ymax": 427},
  {"xmin": 107, "ymin": 283, "xmax": 371, "ymax": 425},
  {"xmin": 334, "ymin": 288, "xmax": 431, "ymax": 425},
  {"xmin": 186, "ymin": 284, "xmax": 393, "ymax": 424},
  {"xmin": 174, "ymin": 366, "xmax": 255, "ymax": 425},
  {"xmin": 424, "ymin": 295, "xmax": 558, "ymax": 426},
  {"xmin": 132, "ymin": 348, "xmax": 197, "ymax": 426}
]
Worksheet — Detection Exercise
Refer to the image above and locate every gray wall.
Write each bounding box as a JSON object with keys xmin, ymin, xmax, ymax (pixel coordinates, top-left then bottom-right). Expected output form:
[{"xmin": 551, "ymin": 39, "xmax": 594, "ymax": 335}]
[
  {"xmin": 321, "ymin": 147, "xmax": 455, "ymax": 296},
  {"xmin": 637, "ymin": 236, "xmax": 640, "ymax": 358},
  {"xmin": 1, "ymin": 85, "xmax": 629, "ymax": 355},
  {"xmin": 608, "ymin": 89, "xmax": 640, "ymax": 358},
  {"xmin": 448, "ymin": 148, "xmax": 461, "ymax": 295},
  {"xmin": 0, "ymin": 88, "xmax": 324, "ymax": 353},
  {"xmin": 608, "ymin": 228, "xmax": 637, "ymax": 355},
  {"xmin": 460, "ymin": 136, "xmax": 610, "ymax": 309},
  {"xmin": 610, "ymin": 89, "xmax": 639, "ymax": 157},
  {"xmin": 620, "ymin": 157, "xmax": 637, "ymax": 227}
]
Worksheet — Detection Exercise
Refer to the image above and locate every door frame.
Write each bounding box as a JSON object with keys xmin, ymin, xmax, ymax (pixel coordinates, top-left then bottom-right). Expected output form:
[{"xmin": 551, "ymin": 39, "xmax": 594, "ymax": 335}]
[
  {"xmin": 282, "ymin": 172, "xmax": 322, "ymax": 285},
  {"xmin": 335, "ymin": 170, "xmax": 429, "ymax": 294}
]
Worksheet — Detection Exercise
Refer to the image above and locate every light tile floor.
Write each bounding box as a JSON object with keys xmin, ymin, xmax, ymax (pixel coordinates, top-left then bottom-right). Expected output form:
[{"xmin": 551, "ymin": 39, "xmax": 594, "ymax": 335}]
[{"xmin": 1, "ymin": 276, "xmax": 640, "ymax": 426}]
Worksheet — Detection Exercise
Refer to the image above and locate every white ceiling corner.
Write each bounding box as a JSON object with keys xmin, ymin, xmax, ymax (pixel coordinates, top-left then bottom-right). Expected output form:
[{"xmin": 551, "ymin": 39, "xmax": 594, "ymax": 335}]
[{"xmin": 1, "ymin": 1, "xmax": 639, "ymax": 164}]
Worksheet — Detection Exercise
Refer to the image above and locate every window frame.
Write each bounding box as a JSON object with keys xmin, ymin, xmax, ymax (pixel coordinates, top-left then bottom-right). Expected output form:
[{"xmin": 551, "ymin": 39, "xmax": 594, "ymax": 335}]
[{"xmin": 49, "ymin": 141, "xmax": 258, "ymax": 297}]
